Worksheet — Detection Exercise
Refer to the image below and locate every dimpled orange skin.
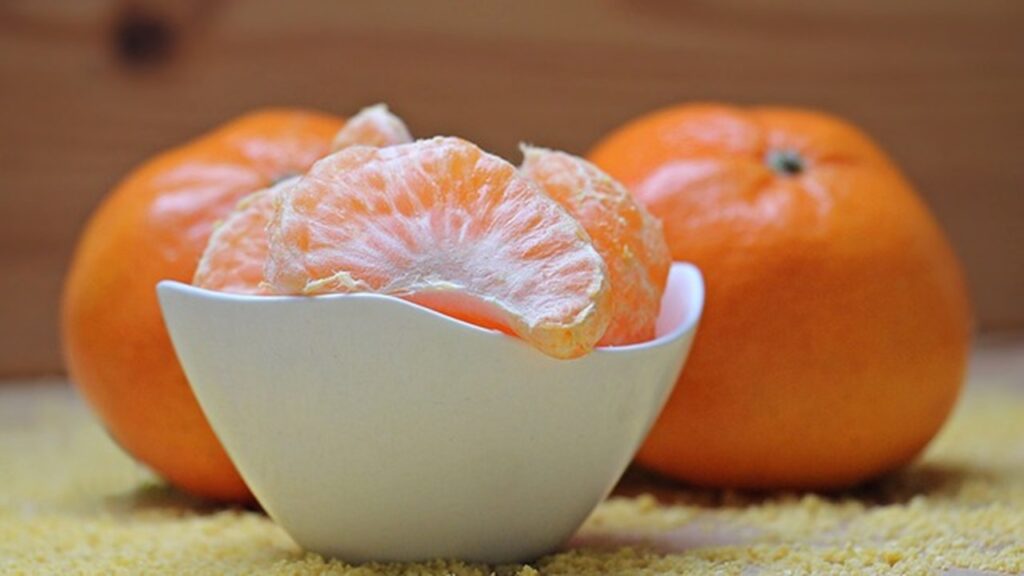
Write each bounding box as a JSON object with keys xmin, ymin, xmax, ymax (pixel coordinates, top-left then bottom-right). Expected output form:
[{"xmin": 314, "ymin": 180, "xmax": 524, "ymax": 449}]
[
  {"xmin": 589, "ymin": 104, "xmax": 972, "ymax": 489},
  {"xmin": 62, "ymin": 109, "xmax": 343, "ymax": 502}
]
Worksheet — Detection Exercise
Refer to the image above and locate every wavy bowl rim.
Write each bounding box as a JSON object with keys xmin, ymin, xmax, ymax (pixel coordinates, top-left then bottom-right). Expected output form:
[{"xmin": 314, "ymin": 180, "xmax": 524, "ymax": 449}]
[{"xmin": 157, "ymin": 262, "xmax": 703, "ymax": 357}]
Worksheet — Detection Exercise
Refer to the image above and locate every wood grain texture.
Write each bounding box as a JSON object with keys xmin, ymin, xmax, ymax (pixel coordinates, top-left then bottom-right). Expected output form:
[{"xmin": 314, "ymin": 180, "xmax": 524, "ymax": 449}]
[{"xmin": 1, "ymin": 0, "xmax": 1022, "ymax": 376}]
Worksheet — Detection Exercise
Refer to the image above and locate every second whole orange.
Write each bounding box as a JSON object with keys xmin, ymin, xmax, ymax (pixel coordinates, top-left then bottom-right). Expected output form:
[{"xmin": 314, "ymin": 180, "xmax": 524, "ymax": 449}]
[{"xmin": 589, "ymin": 103, "xmax": 972, "ymax": 489}]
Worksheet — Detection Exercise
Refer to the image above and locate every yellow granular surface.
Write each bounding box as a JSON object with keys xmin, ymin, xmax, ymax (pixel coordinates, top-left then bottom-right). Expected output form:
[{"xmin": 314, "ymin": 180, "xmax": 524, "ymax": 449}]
[{"xmin": 1, "ymin": 382, "xmax": 1022, "ymax": 575}]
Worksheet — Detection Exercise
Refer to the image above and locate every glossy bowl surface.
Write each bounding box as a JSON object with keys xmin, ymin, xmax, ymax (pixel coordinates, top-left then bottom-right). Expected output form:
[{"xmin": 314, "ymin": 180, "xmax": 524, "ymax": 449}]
[{"xmin": 158, "ymin": 262, "xmax": 703, "ymax": 563}]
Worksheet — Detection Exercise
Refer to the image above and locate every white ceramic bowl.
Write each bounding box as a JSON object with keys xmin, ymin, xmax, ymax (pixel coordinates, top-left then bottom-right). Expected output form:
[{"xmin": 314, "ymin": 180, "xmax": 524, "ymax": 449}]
[{"xmin": 157, "ymin": 262, "xmax": 703, "ymax": 564}]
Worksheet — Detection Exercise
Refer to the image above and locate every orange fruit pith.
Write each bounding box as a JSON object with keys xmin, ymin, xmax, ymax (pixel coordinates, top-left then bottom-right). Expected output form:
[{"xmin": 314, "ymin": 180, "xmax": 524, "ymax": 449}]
[
  {"xmin": 192, "ymin": 179, "xmax": 291, "ymax": 295},
  {"xmin": 589, "ymin": 103, "xmax": 972, "ymax": 489},
  {"xmin": 62, "ymin": 109, "xmax": 343, "ymax": 502},
  {"xmin": 520, "ymin": 146, "xmax": 670, "ymax": 346},
  {"xmin": 264, "ymin": 136, "xmax": 613, "ymax": 359},
  {"xmin": 195, "ymin": 105, "xmax": 413, "ymax": 294},
  {"xmin": 331, "ymin": 103, "xmax": 412, "ymax": 152}
]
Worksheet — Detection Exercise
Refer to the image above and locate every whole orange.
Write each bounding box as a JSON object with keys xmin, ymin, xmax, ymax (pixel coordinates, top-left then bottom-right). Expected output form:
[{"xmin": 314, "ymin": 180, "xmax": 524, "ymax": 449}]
[
  {"xmin": 62, "ymin": 109, "xmax": 343, "ymax": 502},
  {"xmin": 589, "ymin": 104, "xmax": 972, "ymax": 489}
]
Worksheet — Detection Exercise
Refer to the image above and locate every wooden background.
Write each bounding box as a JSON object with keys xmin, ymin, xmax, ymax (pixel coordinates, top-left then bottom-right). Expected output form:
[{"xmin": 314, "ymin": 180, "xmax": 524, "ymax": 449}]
[{"xmin": 1, "ymin": 0, "xmax": 1022, "ymax": 377}]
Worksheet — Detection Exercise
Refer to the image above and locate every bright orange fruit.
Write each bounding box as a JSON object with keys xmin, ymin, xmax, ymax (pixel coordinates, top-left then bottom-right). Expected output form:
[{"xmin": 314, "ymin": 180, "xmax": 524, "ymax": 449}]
[
  {"xmin": 62, "ymin": 109, "xmax": 343, "ymax": 502},
  {"xmin": 265, "ymin": 137, "xmax": 612, "ymax": 359},
  {"xmin": 589, "ymin": 103, "xmax": 972, "ymax": 489},
  {"xmin": 194, "ymin": 105, "xmax": 413, "ymax": 294},
  {"xmin": 520, "ymin": 146, "xmax": 670, "ymax": 346}
]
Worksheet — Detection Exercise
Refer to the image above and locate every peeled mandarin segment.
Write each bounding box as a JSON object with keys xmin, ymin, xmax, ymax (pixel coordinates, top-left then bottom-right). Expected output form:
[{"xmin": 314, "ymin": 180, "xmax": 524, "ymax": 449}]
[
  {"xmin": 265, "ymin": 137, "xmax": 612, "ymax": 359},
  {"xmin": 193, "ymin": 178, "xmax": 295, "ymax": 294},
  {"xmin": 194, "ymin": 105, "xmax": 415, "ymax": 295},
  {"xmin": 520, "ymin": 146, "xmax": 671, "ymax": 345},
  {"xmin": 331, "ymin": 104, "xmax": 413, "ymax": 152}
]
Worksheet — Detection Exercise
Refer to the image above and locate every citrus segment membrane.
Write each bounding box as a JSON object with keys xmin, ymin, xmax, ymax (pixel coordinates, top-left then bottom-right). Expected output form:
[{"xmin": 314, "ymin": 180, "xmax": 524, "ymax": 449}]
[
  {"xmin": 265, "ymin": 137, "xmax": 612, "ymax": 359},
  {"xmin": 331, "ymin": 104, "xmax": 413, "ymax": 152},
  {"xmin": 520, "ymin": 146, "xmax": 670, "ymax": 345},
  {"xmin": 194, "ymin": 105, "xmax": 414, "ymax": 294},
  {"xmin": 193, "ymin": 178, "xmax": 294, "ymax": 294}
]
